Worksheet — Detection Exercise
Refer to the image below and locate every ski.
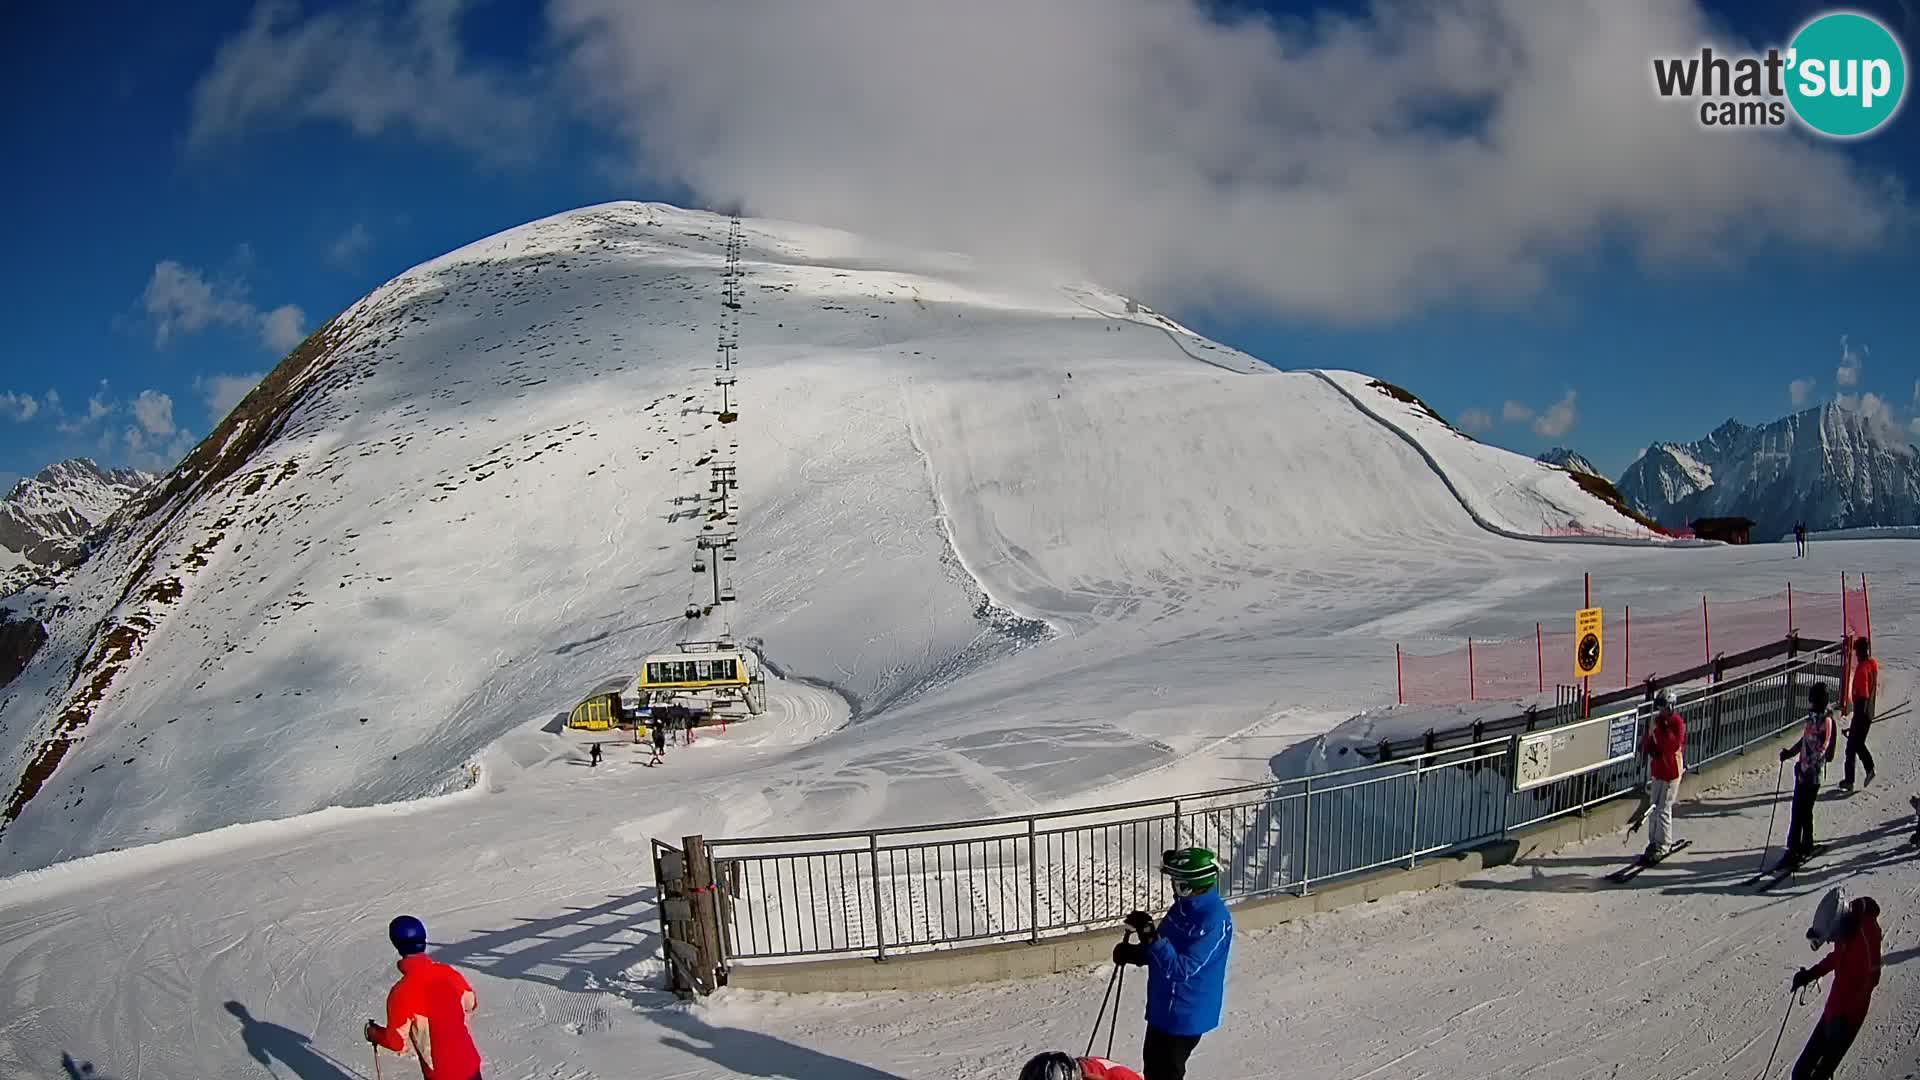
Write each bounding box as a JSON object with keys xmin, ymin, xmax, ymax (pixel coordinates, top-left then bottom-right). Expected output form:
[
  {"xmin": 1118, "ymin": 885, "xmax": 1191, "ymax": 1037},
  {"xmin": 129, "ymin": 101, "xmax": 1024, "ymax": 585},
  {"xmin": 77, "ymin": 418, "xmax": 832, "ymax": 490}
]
[
  {"xmin": 1749, "ymin": 844, "xmax": 1824, "ymax": 889},
  {"xmin": 1607, "ymin": 839, "xmax": 1691, "ymax": 883}
]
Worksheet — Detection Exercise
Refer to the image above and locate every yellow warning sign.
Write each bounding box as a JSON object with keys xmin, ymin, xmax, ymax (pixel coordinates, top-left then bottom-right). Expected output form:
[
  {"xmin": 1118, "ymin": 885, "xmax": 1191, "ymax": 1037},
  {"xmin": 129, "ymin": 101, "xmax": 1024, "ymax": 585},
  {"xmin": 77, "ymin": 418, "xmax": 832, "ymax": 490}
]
[{"xmin": 1574, "ymin": 607, "xmax": 1604, "ymax": 678}]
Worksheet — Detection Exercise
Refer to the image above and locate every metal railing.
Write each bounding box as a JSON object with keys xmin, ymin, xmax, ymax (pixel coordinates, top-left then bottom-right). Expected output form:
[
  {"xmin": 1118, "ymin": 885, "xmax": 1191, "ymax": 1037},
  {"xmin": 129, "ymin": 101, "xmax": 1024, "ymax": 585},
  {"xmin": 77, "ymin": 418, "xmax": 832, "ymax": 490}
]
[{"xmin": 702, "ymin": 642, "xmax": 1842, "ymax": 966}]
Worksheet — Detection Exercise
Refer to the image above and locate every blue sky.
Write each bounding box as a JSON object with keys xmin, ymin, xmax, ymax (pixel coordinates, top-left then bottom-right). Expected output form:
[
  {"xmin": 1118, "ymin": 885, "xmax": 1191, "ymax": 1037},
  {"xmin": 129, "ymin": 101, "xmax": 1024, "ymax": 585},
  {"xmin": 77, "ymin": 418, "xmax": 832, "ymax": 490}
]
[{"xmin": 2, "ymin": 0, "xmax": 1917, "ymax": 492}]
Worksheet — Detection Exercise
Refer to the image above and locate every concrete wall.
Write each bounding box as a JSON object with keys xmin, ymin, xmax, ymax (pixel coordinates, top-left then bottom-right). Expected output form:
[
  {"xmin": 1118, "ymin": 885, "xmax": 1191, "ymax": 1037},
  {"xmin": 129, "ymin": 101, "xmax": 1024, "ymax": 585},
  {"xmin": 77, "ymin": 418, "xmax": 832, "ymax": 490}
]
[{"xmin": 724, "ymin": 727, "xmax": 1800, "ymax": 994}]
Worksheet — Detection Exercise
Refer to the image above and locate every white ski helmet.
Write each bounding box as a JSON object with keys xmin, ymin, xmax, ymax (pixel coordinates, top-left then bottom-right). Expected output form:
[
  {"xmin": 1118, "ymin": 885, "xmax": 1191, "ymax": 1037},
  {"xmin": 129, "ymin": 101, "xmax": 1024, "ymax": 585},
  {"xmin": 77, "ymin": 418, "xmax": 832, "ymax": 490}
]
[{"xmin": 1807, "ymin": 886, "xmax": 1849, "ymax": 950}]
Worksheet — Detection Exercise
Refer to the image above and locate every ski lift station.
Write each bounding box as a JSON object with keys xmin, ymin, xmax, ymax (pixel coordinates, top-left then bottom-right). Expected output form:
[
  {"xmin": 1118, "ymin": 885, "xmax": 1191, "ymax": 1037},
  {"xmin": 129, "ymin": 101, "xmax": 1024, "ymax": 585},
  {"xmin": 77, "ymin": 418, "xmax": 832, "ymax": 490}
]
[{"xmin": 618, "ymin": 640, "xmax": 767, "ymax": 722}]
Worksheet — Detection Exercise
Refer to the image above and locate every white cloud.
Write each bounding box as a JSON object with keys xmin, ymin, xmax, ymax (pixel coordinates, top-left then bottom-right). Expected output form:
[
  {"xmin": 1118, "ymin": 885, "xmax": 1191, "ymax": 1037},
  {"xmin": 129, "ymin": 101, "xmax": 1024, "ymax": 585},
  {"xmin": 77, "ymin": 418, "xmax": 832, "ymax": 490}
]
[
  {"xmin": 1502, "ymin": 400, "xmax": 1535, "ymax": 424},
  {"xmin": 143, "ymin": 260, "xmax": 257, "ymax": 346},
  {"xmin": 190, "ymin": 0, "xmax": 538, "ymax": 159},
  {"xmin": 139, "ymin": 261, "xmax": 305, "ymax": 353},
  {"xmin": 1456, "ymin": 407, "xmax": 1493, "ymax": 433},
  {"xmin": 44, "ymin": 389, "xmax": 61, "ymax": 410},
  {"xmin": 260, "ymin": 304, "xmax": 308, "ymax": 351},
  {"xmin": 56, "ymin": 389, "xmax": 115, "ymax": 434},
  {"xmin": 1531, "ymin": 390, "xmax": 1579, "ymax": 438},
  {"xmin": 121, "ymin": 425, "xmax": 196, "ymax": 474},
  {"xmin": 329, "ymin": 222, "xmax": 373, "ymax": 265},
  {"xmin": 547, "ymin": 0, "xmax": 1910, "ymax": 322},
  {"xmin": 0, "ymin": 391, "xmax": 40, "ymax": 422},
  {"xmin": 132, "ymin": 390, "xmax": 176, "ymax": 437},
  {"xmin": 197, "ymin": 372, "xmax": 266, "ymax": 422},
  {"xmin": 1789, "ymin": 377, "xmax": 1817, "ymax": 408},
  {"xmin": 1836, "ymin": 334, "xmax": 1866, "ymax": 388}
]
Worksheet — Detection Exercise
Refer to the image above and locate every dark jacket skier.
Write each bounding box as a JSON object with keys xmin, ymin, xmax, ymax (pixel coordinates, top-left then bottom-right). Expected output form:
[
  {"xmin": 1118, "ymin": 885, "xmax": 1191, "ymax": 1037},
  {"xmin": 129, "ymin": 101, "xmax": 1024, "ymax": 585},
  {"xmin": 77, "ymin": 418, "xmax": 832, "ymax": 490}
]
[
  {"xmin": 1115, "ymin": 848, "xmax": 1231, "ymax": 1080},
  {"xmin": 1778, "ymin": 682, "xmax": 1837, "ymax": 861},
  {"xmin": 1790, "ymin": 889, "xmax": 1882, "ymax": 1080}
]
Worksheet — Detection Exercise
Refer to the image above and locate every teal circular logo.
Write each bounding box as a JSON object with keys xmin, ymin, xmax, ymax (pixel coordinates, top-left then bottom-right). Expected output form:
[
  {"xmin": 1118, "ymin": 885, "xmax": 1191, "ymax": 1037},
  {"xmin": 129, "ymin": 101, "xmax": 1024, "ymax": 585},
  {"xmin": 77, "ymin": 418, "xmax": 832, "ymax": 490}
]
[{"xmin": 1787, "ymin": 12, "xmax": 1907, "ymax": 137}]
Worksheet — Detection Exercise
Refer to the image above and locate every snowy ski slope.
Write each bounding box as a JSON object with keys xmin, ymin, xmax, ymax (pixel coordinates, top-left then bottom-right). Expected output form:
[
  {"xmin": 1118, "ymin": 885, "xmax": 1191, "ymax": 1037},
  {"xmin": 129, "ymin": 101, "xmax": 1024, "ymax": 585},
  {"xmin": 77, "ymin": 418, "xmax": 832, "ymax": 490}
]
[
  {"xmin": 0, "ymin": 202, "xmax": 1648, "ymax": 873},
  {"xmin": 0, "ymin": 557, "xmax": 1913, "ymax": 1080},
  {"xmin": 0, "ymin": 202, "xmax": 1916, "ymax": 1079}
]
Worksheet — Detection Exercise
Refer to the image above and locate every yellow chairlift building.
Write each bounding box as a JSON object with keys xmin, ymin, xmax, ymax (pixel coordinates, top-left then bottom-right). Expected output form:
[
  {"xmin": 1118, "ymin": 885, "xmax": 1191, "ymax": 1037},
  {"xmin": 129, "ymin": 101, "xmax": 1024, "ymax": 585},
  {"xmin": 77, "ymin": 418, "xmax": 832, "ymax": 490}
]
[{"xmin": 619, "ymin": 640, "xmax": 767, "ymax": 722}]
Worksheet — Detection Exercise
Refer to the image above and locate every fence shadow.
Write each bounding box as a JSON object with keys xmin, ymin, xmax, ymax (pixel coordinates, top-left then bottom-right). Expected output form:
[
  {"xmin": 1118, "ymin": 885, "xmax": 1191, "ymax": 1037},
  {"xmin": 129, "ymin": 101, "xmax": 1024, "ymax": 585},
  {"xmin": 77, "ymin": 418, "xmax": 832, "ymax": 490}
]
[
  {"xmin": 651, "ymin": 1005, "xmax": 910, "ymax": 1079},
  {"xmin": 1456, "ymin": 809, "xmax": 1915, "ymax": 897},
  {"xmin": 432, "ymin": 889, "xmax": 665, "ymax": 998},
  {"xmin": 222, "ymin": 1001, "xmax": 358, "ymax": 1080}
]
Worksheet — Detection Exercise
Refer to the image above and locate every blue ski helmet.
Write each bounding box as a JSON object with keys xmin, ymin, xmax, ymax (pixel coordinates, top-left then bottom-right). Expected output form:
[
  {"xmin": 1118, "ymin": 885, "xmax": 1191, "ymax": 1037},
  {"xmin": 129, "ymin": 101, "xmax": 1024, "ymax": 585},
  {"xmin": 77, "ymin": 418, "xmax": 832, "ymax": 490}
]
[{"xmin": 389, "ymin": 915, "xmax": 428, "ymax": 955}]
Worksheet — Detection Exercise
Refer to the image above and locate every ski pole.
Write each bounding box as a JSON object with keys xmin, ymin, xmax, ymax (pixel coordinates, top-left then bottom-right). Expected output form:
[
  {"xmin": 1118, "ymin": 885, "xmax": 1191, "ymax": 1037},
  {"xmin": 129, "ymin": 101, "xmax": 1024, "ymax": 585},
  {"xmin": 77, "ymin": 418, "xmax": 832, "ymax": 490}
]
[
  {"xmin": 1107, "ymin": 954, "xmax": 1126, "ymax": 1060},
  {"xmin": 1759, "ymin": 991, "xmax": 1795, "ymax": 1080},
  {"xmin": 1757, "ymin": 760, "xmax": 1786, "ymax": 874},
  {"xmin": 1086, "ymin": 929, "xmax": 1130, "ymax": 1058},
  {"xmin": 372, "ymin": 1042, "xmax": 383, "ymax": 1080}
]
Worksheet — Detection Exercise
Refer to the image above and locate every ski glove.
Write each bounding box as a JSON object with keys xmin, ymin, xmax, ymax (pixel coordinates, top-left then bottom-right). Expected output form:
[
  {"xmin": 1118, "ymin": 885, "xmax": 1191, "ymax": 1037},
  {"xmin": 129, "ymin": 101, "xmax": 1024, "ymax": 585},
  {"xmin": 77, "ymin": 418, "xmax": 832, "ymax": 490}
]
[
  {"xmin": 1791, "ymin": 968, "xmax": 1815, "ymax": 991},
  {"xmin": 1779, "ymin": 747, "xmax": 1796, "ymax": 763},
  {"xmin": 364, "ymin": 1020, "xmax": 382, "ymax": 1044},
  {"xmin": 1124, "ymin": 910, "xmax": 1156, "ymax": 936},
  {"xmin": 1112, "ymin": 940, "xmax": 1150, "ymax": 967}
]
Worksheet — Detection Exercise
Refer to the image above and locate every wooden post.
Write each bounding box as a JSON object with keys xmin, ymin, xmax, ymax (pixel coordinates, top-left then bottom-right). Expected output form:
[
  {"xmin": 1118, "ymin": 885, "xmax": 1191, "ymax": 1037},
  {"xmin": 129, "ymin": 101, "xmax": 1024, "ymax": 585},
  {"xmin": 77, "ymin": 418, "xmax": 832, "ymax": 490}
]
[
  {"xmin": 1396, "ymin": 643, "xmax": 1404, "ymax": 705},
  {"xmin": 1863, "ymin": 574, "xmax": 1872, "ymax": 639},
  {"xmin": 1467, "ymin": 638, "xmax": 1476, "ymax": 702},
  {"xmin": 1624, "ymin": 605, "xmax": 1632, "ymax": 689},
  {"xmin": 1535, "ymin": 623, "xmax": 1544, "ymax": 693},
  {"xmin": 683, "ymin": 834, "xmax": 722, "ymax": 994},
  {"xmin": 1701, "ymin": 595, "xmax": 1711, "ymax": 666},
  {"xmin": 1787, "ymin": 582, "xmax": 1794, "ymax": 637}
]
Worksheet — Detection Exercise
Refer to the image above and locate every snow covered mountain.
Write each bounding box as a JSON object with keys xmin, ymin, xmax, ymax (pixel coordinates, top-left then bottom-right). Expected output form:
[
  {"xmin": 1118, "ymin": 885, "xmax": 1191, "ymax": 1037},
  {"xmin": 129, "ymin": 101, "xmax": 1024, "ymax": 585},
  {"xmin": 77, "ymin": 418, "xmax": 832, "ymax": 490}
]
[
  {"xmin": 1537, "ymin": 447, "xmax": 1600, "ymax": 476},
  {"xmin": 1618, "ymin": 406, "xmax": 1920, "ymax": 537},
  {"xmin": 0, "ymin": 459, "xmax": 152, "ymax": 596},
  {"xmin": 0, "ymin": 202, "xmax": 1653, "ymax": 873}
]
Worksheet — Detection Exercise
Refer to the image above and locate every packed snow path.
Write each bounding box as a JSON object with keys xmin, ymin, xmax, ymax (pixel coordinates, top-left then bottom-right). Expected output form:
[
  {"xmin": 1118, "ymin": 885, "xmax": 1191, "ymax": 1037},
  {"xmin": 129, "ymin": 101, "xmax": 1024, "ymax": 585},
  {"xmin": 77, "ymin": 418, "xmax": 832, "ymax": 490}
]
[{"xmin": 3, "ymin": 668, "xmax": 1917, "ymax": 1079}]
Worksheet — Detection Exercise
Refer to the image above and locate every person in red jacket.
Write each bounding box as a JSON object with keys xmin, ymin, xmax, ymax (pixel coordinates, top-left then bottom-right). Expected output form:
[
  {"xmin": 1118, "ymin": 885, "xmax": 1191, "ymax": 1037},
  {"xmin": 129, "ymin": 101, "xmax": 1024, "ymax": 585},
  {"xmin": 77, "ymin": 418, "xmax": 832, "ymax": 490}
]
[
  {"xmin": 1790, "ymin": 890, "xmax": 1883, "ymax": 1080},
  {"xmin": 1639, "ymin": 688, "xmax": 1686, "ymax": 862},
  {"xmin": 1839, "ymin": 637, "xmax": 1878, "ymax": 791},
  {"xmin": 365, "ymin": 915, "xmax": 484, "ymax": 1080},
  {"xmin": 1020, "ymin": 1051, "xmax": 1144, "ymax": 1080}
]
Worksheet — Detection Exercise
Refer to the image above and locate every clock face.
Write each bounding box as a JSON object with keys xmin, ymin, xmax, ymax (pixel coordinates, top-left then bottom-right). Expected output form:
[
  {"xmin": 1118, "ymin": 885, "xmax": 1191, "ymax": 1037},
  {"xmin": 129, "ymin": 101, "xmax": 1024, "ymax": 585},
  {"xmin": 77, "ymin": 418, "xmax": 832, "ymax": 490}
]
[{"xmin": 1578, "ymin": 633, "xmax": 1601, "ymax": 673}]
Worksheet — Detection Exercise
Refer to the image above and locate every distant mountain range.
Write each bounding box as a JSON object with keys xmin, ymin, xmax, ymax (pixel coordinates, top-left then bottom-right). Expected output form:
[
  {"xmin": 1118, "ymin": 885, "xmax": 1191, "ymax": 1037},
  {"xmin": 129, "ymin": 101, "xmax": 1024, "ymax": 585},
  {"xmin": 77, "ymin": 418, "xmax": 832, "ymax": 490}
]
[
  {"xmin": 1617, "ymin": 405, "xmax": 1920, "ymax": 538},
  {"xmin": 1, "ymin": 459, "xmax": 153, "ymax": 596},
  {"xmin": 1536, "ymin": 447, "xmax": 1601, "ymax": 476}
]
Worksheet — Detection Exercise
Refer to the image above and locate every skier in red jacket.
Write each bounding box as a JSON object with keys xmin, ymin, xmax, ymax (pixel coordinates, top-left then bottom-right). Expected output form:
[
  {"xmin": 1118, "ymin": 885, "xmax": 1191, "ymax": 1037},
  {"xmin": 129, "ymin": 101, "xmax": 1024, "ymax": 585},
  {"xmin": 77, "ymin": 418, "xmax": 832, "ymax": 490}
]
[
  {"xmin": 1789, "ymin": 889, "xmax": 1882, "ymax": 1080},
  {"xmin": 1639, "ymin": 688, "xmax": 1686, "ymax": 862},
  {"xmin": 365, "ymin": 915, "xmax": 484, "ymax": 1080},
  {"xmin": 1020, "ymin": 1051, "xmax": 1144, "ymax": 1080}
]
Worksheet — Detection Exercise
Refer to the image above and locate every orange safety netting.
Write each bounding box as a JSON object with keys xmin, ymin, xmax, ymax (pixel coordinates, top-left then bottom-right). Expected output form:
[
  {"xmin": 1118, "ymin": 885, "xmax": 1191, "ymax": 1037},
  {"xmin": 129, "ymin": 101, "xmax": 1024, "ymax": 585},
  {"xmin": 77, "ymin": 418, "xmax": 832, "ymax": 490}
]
[{"xmin": 1396, "ymin": 577, "xmax": 1871, "ymax": 705}]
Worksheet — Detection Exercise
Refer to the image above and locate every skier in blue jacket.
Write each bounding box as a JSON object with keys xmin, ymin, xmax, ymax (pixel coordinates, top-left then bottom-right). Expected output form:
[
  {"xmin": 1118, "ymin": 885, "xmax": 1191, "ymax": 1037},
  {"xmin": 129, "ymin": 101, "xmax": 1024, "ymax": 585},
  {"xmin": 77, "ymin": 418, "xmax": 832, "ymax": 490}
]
[{"xmin": 1114, "ymin": 847, "xmax": 1232, "ymax": 1080}]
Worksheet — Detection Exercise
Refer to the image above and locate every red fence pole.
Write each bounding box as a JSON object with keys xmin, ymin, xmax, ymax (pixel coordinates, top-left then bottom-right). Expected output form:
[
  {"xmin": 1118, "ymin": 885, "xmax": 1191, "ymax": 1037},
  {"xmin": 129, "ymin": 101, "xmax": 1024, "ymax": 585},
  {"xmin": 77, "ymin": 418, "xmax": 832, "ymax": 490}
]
[
  {"xmin": 1468, "ymin": 638, "xmax": 1476, "ymax": 701},
  {"xmin": 1841, "ymin": 571, "xmax": 1848, "ymax": 637},
  {"xmin": 1863, "ymin": 573, "xmax": 1872, "ymax": 638},
  {"xmin": 1702, "ymin": 594, "xmax": 1711, "ymax": 665},
  {"xmin": 1536, "ymin": 623, "xmax": 1544, "ymax": 693},
  {"xmin": 1396, "ymin": 643, "xmax": 1404, "ymax": 705}
]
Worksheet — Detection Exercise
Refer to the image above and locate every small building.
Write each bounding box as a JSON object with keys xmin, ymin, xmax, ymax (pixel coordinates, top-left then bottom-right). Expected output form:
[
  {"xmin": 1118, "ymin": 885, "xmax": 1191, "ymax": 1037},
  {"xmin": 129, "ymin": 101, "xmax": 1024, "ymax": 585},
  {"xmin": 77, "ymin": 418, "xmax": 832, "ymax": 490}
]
[{"xmin": 1689, "ymin": 516, "xmax": 1755, "ymax": 545}]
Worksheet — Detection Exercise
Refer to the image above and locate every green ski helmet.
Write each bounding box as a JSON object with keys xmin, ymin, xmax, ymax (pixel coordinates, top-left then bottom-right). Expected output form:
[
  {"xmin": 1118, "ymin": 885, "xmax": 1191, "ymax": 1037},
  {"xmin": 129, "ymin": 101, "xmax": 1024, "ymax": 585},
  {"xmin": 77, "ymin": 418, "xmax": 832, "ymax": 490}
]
[{"xmin": 1161, "ymin": 847, "xmax": 1219, "ymax": 892}]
